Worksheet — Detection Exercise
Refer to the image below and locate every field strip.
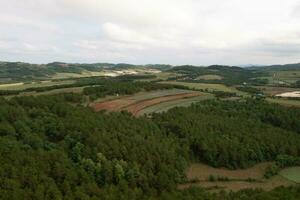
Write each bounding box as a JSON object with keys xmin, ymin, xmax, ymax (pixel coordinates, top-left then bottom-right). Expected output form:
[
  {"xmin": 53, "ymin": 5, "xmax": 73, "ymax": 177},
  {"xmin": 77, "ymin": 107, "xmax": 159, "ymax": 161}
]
[
  {"xmin": 138, "ymin": 93, "xmax": 214, "ymax": 115},
  {"xmin": 91, "ymin": 91, "xmax": 201, "ymax": 115},
  {"xmin": 122, "ymin": 92, "xmax": 201, "ymax": 116}
]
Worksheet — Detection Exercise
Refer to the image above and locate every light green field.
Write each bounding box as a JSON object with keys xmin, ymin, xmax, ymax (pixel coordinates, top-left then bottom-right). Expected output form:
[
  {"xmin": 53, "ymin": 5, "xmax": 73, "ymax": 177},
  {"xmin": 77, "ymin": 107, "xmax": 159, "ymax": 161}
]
[
  {"xmin": 161, "ymin": 81, "xmax": 243, "ymax": 94},
  {"xmin": 139, "ymin": 93, "xmax": 214, "ymax": 115},
  {"xmin": 0, "ymin": 80, "xmax": 75, "ymax": 90},
  {"xmin": 267, "ymin": 98, "xmax": 300, "ymax": 107},
  {"xmin": 279, "ymin": 167, "xmax": 300, "ymax": 183}
]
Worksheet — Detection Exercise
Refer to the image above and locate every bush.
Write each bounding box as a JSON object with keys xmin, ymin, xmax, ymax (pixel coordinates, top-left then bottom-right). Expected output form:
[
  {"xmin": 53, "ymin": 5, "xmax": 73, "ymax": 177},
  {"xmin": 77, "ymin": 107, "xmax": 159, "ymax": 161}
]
[{"xmin": 264, "ymin": 164, "xmax": 280, "ymax": 179}]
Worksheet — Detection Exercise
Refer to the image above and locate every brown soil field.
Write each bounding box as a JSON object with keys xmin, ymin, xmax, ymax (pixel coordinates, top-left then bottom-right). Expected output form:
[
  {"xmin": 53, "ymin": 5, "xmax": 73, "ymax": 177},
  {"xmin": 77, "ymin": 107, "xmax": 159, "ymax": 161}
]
[
  {"xmin": 92, "ymin": 98, "xmax": 134, "ymax": 112},
  {"xmin": 124, "ymin": 92, "xmax": 201, "ymax": 116},
  {"xmin": 91, "ymin": 92, "xmax": 201, "ymax": 115},
  {"xmin": 179, "ymin": 163, "xmax": 297, "ymax": 192}
]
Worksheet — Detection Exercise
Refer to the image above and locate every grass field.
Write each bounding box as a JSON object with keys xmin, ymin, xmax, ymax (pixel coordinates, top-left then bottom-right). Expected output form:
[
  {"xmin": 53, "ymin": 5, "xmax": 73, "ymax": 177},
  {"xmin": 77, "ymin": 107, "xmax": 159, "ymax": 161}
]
[
  {"xmin": 279, "ymin": 167, "xmax": 300, "ymax": 183},
  {"xmin": 139, "ymin": 93, "xmax": 214, "ymax": 115},
  {"xmin": 0, "ymin": 80, "xmax": 75, "ymax": 90},
  {"xmin": 179, "ymin": 163, "xmax": 296, "ymax": 192}
]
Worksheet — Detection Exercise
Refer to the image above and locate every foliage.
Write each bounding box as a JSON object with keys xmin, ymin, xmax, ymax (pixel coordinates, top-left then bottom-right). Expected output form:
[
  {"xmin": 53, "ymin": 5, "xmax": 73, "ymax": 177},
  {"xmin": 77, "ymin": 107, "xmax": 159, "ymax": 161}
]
[
  {"xmin": 153, "ymin": 99, "xmax": 300, "ymax": 169},
  {"xmin": 169, "ymin": 65, "xmax": 268, "ymax": 85},
  {"xmin": 264, "ymin": 164, "xmax": 280, "ymax": 179},
  {"xmin": 0, "ymin": 95, "xmax": 187, "ymax": 198},
  {"xmin": 83, "ymin": 81, "xmax": 187, "ymax": 100},
  {"xmin": 236, "ymin": 86, "xmax": 262, "ymax": 95}
]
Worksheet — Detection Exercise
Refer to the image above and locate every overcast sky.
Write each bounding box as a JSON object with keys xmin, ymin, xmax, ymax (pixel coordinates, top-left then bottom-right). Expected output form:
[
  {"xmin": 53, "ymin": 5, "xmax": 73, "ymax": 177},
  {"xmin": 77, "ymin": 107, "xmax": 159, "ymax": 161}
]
[{"xmin": 0, "ymin": 0, "xmax": 300, "ymax": 65}]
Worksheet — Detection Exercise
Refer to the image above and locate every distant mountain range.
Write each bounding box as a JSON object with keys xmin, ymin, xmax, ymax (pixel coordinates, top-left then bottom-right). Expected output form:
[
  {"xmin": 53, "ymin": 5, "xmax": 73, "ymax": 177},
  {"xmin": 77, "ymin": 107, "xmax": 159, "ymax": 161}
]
[{"xmin": 1, "ymin": 61, "xmax": 300, "ymax": 82}]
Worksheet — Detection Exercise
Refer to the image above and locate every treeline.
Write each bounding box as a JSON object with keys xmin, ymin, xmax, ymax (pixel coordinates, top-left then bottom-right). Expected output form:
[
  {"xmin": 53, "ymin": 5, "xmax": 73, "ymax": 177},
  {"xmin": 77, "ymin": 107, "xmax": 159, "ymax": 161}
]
[
  {"xmin": 153, "ymin": 99, "xmax": 300, "ymax": 169},
  {"xmin": 169, "ymin": 65, "xmax": 268, "ymax": 85},
  {"xmin": 83, "ymin": 81, "xmax": 187, "ymax": 100},
  {"xmin": 0, "ymin": 78, "xmax": 180, "ymax": 97},
  {"xmin": 236, "ymin": 86, "xmax": 262, "ymax": 95}
]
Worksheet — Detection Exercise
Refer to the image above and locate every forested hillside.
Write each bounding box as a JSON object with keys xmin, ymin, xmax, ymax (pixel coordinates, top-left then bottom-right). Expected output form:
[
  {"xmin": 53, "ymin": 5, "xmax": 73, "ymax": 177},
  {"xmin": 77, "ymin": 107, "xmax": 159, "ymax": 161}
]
[
  {"xmin": 0, "ymin": 92, "xmax": 300, "ymax": 199},
  {"xmin": 169, "ymin": 65, "xmax": 268, "ymax": 85},
  {"xmin": 153, "ymin": 99, "xmax": 300, "ymax": 169}
]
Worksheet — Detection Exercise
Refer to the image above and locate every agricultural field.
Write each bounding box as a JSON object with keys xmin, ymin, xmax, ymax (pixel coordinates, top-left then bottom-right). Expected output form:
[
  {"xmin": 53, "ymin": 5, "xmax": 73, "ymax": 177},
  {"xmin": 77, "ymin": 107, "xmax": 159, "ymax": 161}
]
[
  {"xmin": 0, "ymin": 79, "xmax": 75, "ymax": 90},
  {"xmin": 279, "ymin": 167, "xmax": 300, "ymax": 183},
  {"xmin": 124, "ymin": 92, "xmax": 201, "ymax": 116},
  {"xmin": 90, "ymin": 89, "xmax": 205, "ymax": 115},
  {"xmin": 139, "ymin": 93, "xmax": 214, "ymax": 115},
  {"xmin": 179, "ymin": 163, "xmax": 297, "ymax": 192}
]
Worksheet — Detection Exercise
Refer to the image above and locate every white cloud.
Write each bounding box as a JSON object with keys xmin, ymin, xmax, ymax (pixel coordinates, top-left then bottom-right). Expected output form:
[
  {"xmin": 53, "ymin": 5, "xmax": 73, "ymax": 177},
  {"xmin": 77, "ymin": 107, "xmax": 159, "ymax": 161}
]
[{"xmin": 0, "ymin": 0, "xmax": 300, "ymax": 65}]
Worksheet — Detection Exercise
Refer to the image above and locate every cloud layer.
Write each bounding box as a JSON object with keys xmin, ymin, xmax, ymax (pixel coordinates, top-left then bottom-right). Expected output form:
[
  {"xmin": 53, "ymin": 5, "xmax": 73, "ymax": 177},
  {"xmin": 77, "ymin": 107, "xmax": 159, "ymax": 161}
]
[{"xmin": 0, "ymin": 0, "xmax": 300, "ymax": 65}]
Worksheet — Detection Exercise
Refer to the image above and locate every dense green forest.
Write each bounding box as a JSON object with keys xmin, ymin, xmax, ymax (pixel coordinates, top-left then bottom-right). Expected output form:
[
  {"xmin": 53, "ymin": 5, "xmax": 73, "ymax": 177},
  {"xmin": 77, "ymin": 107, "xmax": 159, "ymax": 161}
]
[
  {"xmin": 153, "ymin": 99, "xmax": 300, "ymax": 169},
  {"xmin": 0, "ymin": 91, "xmax": 299, "ymax": 199}
]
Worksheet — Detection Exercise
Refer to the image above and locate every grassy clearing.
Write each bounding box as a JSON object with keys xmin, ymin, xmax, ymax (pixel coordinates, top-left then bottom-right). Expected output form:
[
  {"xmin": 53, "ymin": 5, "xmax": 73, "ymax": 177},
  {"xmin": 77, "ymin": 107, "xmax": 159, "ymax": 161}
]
[
  {"xmin": 0, "ymin": 80, "xmax": 75, "ymax": 90},
  {"xmin": 139, "ymin": 93, "xmax": 214, "ymax": 115},
  {"xmin": 179, "ymin": 163, "xmax": 296, "ymax": 192},
  {"xmin": 279, "ymin": 167, "xmax": 300, "ymax": 183}
]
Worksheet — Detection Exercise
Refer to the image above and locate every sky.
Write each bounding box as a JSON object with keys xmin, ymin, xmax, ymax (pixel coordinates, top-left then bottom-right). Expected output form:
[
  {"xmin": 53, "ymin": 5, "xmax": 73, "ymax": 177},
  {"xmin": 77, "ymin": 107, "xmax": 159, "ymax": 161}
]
[{"xmin": 0, "ymin": 0, "xmax": 300, "ymax": 65}]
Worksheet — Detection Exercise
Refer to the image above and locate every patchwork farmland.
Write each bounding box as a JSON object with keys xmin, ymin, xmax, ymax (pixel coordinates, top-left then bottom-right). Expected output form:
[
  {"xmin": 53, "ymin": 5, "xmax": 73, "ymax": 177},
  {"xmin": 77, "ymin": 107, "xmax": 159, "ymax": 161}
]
[{"xmin": 91, "ymin": 89, "xmax": 212, "ymax": 116}]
